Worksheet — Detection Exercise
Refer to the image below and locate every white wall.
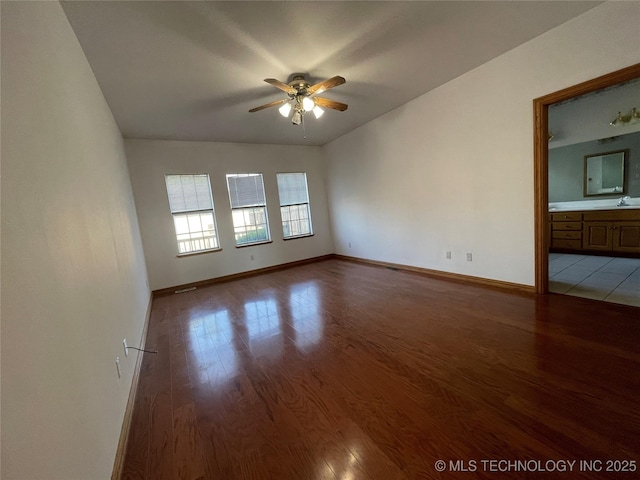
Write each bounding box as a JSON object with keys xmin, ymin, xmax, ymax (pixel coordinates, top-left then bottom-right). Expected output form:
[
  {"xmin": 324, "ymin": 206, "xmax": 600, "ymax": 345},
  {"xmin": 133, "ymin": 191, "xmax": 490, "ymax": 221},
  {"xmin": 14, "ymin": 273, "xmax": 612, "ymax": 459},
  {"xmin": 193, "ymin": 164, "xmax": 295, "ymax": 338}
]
[
  {"xmin": 126, "ymin": 140, "xmax": 334, "ymax": 290},
  {"xmin": 1, "ymin": 2, "xmax": 150, "ymax": 479},
  {"xmin": 323, "ymin": 1, "xmax": 640, "ymax": 286}
]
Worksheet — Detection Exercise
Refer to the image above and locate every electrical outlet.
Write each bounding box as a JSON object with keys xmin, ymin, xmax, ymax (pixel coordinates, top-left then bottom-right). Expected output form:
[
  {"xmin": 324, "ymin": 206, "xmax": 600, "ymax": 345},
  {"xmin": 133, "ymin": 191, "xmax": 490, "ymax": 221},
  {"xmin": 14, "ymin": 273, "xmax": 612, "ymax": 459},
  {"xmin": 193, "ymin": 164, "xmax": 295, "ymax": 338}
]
[
  {"xmin": 446, "ymin": 251, "xmax": 452, "ymax": 259},
  {"xmin": 115, "ymin": 357, "xmax": 121, "ymax": 379},
  {"xmin": 250, "ymin": 254, "xmax": 254, "ymax": 261},
  {"xmin": 467, "ymin": 253, "xmax": 473, "ymax": 261},
  {"xmin": 123, "ymin": 338, "xmax": 128, "ymax": 357},
  {"xmin": 348, "ymin": 242, "xmax": 352, "ymax": 248}
]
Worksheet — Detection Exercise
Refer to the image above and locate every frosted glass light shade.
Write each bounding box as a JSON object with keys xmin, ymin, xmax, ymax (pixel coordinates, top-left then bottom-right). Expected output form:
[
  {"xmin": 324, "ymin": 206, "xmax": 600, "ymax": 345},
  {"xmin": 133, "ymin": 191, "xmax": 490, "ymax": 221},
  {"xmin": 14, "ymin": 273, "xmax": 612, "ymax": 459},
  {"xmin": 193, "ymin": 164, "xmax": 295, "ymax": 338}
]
[
  {"xmin": 312, "ymin": 106, "xmax": 324, "ymax": 119},
  {"xmin": 279, "ymin": 102, "xmax": 292, "ymax": 117},
  {"xmin": 302, "ymin": 96, "xmax": 315, "ymax": 112}
]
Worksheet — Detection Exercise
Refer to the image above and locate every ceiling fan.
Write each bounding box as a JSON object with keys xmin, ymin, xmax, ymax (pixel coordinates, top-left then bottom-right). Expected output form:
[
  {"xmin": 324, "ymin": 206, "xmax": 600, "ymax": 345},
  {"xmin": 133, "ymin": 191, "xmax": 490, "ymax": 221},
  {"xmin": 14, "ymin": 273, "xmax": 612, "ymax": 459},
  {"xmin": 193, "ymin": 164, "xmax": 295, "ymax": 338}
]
[{"xmin": 249, "ymin": 75, "xmax": 348, "ymax": 125}]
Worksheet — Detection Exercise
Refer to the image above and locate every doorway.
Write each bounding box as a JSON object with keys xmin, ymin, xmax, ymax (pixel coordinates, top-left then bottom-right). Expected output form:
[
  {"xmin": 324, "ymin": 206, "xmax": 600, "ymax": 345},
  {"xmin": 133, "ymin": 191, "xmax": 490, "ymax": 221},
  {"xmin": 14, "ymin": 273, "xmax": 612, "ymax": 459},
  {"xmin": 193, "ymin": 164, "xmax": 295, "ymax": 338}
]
[{"xmin": 533, "ymin": 63, "xmax": 640, "ymax": 297}]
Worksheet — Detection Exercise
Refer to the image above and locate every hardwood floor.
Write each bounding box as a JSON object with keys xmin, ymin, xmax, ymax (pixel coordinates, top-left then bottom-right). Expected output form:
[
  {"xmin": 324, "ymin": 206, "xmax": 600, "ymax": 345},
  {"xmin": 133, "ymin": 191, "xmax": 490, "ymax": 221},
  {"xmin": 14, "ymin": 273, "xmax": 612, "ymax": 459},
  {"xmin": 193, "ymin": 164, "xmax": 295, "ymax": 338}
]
[{"xmin": 121, "ymin": 259, "xmax": 640, "ymax": 480}]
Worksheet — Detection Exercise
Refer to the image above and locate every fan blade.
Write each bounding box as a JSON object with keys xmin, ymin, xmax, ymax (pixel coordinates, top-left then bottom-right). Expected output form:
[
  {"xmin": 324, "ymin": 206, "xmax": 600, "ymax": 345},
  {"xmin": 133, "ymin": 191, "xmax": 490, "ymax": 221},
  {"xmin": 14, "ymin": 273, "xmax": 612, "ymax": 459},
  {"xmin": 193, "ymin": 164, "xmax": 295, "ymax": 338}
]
[
  {"xmin": 307, "ymin": 76, "xmax": 346, "ymax": 96},
  {"xmin": 249, "ymin": 98, "xmax": 288, "ymax": 113},
  {"xmin": 264, "ymin": 78, "xmax": 296, "ymax": 94},
  {"xmin": 313, "ymin": 97, "xmax": 348, "ymax": 111}
]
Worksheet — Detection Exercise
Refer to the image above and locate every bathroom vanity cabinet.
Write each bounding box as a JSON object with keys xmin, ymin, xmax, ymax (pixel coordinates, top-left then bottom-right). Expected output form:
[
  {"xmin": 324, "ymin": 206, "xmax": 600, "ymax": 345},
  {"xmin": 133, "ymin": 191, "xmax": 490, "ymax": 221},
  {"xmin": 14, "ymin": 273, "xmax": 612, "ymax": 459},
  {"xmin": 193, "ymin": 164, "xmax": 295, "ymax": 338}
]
[{"xmin": 550, "ymin": 209, "xmax": 640, "ymax": 256}]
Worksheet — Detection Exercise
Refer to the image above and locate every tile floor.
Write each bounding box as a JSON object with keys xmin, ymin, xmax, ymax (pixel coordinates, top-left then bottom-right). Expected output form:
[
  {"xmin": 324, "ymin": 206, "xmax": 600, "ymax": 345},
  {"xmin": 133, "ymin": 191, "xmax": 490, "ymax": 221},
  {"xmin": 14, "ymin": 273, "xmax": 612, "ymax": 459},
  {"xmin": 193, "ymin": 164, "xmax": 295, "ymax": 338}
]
[{"xmin": 549, "ymin": 253, "xmax": 640, "ymax": 307}]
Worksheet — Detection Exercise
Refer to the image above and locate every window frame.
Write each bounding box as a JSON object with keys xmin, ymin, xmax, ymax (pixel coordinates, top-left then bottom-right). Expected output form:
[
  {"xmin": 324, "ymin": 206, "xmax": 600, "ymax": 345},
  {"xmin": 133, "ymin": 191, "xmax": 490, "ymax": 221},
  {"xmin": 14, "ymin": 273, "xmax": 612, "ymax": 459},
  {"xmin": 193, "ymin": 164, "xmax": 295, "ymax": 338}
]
[
  {"xmin": 225, "ymin": 173, "xmax": 272, "ymax": 247},
  {"xmin": 164, "ymin": 173, "xmax": 221, "ymax": 257},
  {"xmin": 276, "ymin": 172, "xmax": 314, "ymax": 240}
]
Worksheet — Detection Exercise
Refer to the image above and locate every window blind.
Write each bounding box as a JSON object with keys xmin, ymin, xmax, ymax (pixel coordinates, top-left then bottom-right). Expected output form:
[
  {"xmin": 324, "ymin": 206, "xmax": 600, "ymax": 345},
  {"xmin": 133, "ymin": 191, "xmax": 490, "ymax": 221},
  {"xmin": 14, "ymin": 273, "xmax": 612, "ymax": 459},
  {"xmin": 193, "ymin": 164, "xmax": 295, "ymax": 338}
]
[
  {"xmin": 277, "ymin": 173, "xmax": 309, "ymax": 205},
  {"xmin": 165, "ymin": 174, "xmax": 213, "ymax": 213},
  {"xmin": 227, "ymin": 174, "xmax": 266, "ymax": 208}
]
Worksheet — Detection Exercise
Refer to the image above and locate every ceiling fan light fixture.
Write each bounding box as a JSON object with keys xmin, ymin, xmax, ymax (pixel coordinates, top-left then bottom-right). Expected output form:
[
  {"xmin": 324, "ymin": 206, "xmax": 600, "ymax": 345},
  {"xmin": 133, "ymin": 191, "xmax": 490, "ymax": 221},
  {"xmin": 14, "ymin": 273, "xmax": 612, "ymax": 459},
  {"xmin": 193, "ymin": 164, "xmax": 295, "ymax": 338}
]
[
  {"xmin": 302, "ymin": 96, "xmax": 315, "ymax": 112},
  {"xmin": 278, "ymin": 102, "xmax": 292, "ymax": 117},
  {"xmin": 248, "ymin": 75, "xmax": 347, "ymax": 128},
  {"xmin": 312, "ymin": 105, "xmax": 324, "ymax": 119}
]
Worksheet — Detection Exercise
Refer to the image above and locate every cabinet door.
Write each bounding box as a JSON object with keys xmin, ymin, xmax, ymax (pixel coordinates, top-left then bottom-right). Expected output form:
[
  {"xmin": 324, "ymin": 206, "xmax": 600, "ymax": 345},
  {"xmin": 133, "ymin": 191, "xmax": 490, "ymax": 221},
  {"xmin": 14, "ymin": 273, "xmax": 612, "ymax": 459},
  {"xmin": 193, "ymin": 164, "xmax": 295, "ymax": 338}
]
[
  {"xmin": 613, "ymin": 222, "xmax": 640, "ymax": 253},
  {"xmin": 583, "ymin": 222, "xmax": 612, "ymax": 251}
]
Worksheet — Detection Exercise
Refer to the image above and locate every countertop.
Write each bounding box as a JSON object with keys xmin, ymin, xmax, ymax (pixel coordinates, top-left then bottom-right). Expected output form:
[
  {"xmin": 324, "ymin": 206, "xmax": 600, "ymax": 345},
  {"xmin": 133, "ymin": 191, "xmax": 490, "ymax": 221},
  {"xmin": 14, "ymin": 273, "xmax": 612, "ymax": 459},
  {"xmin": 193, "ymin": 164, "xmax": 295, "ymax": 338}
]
[{"xmin": 549, "ymin": 205, "xmax": 640, "ymax": 212}]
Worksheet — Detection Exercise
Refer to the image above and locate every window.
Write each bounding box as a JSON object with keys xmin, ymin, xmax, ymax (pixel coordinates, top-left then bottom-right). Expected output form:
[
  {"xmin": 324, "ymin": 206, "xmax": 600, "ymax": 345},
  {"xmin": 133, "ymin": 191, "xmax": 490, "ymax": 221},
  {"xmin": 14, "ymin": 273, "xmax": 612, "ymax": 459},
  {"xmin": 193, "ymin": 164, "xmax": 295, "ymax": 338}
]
[
  {"xmin": 165, "ymin": 174, "xmax": 220, "ymax": 255},
  {"xmin": 276, "ymin": 172, "xmax": 313, "ymax": 239},
  {"xmin": 226, "ymin": 173, "xmax": 271, "ymax": 246}
]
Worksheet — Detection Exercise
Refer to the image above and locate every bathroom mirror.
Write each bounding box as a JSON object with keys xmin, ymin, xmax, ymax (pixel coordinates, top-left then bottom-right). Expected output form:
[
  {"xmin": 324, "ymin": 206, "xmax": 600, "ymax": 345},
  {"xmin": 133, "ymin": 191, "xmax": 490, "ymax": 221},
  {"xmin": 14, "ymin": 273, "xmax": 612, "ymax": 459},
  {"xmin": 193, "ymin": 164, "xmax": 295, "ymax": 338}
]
[{"xmin": 583, "ymin": 149, "xmax": 627, "ymax": 196}]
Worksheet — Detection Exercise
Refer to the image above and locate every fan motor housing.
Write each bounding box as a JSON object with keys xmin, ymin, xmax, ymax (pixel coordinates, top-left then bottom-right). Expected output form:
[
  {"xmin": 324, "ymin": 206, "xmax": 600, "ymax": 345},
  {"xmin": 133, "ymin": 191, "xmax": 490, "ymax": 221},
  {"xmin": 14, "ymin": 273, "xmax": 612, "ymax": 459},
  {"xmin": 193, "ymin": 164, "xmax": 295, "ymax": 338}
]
[{"xmin": 288, "ymin": 75, "xmax": 310, "ymax": 93}]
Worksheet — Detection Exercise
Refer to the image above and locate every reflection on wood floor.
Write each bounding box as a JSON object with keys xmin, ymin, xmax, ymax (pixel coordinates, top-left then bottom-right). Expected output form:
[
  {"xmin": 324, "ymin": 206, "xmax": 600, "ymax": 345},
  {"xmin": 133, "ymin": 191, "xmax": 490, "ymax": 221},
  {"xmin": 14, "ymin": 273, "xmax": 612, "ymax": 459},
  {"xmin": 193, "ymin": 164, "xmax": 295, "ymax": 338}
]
[{"xmin": 122, "ymin": 259, "xmax": 640, "ymax": 480}]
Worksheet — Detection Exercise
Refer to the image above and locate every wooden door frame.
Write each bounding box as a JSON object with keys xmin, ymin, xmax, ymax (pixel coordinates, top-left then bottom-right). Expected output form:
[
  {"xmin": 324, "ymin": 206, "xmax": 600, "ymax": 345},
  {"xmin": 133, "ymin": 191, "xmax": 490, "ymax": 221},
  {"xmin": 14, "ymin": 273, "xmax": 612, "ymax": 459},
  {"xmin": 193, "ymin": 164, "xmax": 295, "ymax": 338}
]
[{"xmin": 533, "ymin": 63, "xmax": 640, "ymax": 294}]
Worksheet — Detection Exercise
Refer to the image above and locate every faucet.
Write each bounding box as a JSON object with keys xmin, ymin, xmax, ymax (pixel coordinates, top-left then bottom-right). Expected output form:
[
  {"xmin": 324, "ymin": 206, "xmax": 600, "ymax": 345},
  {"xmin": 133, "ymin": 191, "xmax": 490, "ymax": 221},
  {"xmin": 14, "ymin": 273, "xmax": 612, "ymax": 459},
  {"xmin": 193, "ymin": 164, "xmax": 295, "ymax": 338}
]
[{"xmin": 617, "ymin": 196, "xmax": 631, "ymax": 206}]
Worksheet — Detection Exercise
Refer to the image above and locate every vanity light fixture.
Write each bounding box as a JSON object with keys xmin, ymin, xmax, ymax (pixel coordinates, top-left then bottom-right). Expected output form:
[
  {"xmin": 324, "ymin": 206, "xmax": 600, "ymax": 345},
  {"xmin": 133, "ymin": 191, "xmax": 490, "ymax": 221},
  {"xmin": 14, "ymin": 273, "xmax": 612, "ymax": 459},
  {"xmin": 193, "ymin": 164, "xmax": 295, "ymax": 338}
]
[{"xmin": 610, "ymin": 107, "xmax": 640, "ymax": 127}]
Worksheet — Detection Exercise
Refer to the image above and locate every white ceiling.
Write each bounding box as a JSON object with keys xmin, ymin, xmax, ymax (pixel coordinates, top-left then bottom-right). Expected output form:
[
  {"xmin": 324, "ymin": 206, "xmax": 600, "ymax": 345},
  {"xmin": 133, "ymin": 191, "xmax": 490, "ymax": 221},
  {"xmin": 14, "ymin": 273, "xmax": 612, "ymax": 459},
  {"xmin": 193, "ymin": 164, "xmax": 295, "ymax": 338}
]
[{"xmin": 61, "ymin": 1, "xmax": 601, "ymax": 146}]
